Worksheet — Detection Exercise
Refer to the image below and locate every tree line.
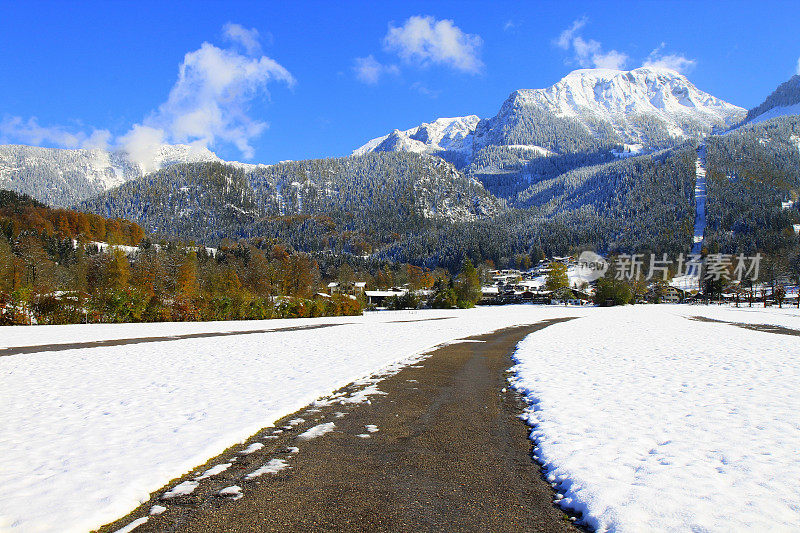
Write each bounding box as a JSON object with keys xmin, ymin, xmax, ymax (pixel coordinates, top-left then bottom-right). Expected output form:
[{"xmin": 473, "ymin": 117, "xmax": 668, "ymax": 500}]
[
  {"xmin": 0, "ymin": 191, "xmax": 362, "ymax": 325},
  {"xmin": 1, "ymin": 189, "xmax": 487, "ymax": 325}
]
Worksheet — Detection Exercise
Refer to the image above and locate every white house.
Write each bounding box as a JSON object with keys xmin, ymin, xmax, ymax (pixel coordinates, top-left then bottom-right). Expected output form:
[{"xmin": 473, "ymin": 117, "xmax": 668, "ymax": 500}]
[{"xmin": 364, "ymin": 288, "xmax": 407, "ymax": 307}]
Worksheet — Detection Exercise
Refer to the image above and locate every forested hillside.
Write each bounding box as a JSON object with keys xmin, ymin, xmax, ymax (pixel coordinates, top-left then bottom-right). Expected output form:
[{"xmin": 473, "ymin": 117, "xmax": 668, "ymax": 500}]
[
  {"xmin": 704, "ymin": 116, "xmax": 800, "ymax": 255},
  {"xmin": 742, "ymin": 75, "xmax": 800, "ymax": 125},
  {"xmin": 1, "ymin": 189, "xmax": 143, "ymax": 246},
  {"xmin": 465, "ymin": 146, "xmax": 615, "ymax": 199},
  {"xmin": 80, "ymin": 162, "xmax": 262, "ymax": 243},
  {"xmin": 0, "ymin": 190, "xmax": 366, "ymax": 325},
  {"xmin": 79, "ymin": 153, "xmax": 503, "ymax": 251},
  {"xmin": 74, "ymin": 140, "xmax": 708, "ymax": 271},
  {"xmin": 381, "ymin": 145, "xmax": 698, "ymax": 268},
  {"xmin": 0, "ymin": 144, "xmax": 221, "ymax": 207}
]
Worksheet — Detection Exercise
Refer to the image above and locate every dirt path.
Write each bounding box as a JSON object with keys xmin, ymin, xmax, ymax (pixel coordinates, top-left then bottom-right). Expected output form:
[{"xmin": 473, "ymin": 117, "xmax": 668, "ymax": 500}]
[
  {"xmin": 3, "ymin": 317, "xmax": 460, "ymax": 358},
  {"xmin": 690, "ymin": 315, "xmax": 800, "ymax": 336},
  {"xmin": 101, "ymin": 319, "xmax": 580, "ymax": 533},
  {"xmin": 0, "ymin": 323, "xmax": 349, "ymax": 357}
]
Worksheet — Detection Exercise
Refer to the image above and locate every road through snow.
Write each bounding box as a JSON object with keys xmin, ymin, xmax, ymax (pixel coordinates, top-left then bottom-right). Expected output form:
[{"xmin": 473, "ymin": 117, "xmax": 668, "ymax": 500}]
[
  {"xmin": 0, "ymin": 306, "xmax": 587, "ymax": 533},
  {"xmin": 104, "ymin": 321, "xmax": 580, "ymax": 533}
]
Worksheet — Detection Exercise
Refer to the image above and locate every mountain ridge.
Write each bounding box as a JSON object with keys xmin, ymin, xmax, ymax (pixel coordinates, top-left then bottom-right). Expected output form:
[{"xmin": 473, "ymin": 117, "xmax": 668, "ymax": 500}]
[
  {"xmin": 353, "ymin": 67, "xmax": 745, "ymax": 200},
  {"xmin": 0, "ymin": 143, "xmax": 222, "ymax": 207},
  {"xmin": 78, "ymin": 153, "xmax": 504, "ymax": 247},
  {"xmin": 355, "ymin": 67, "xmax": 745, "ymax": 157},
  {"xmin": 741, "ymin": 75, "xmax": 800, "ymax": 126}
]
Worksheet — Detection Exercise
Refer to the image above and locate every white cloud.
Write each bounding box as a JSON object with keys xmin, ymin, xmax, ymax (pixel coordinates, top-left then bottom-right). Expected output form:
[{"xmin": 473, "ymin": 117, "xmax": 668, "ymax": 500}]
[
  {"xmin": 643, "ymin": 43, "xmax": 696, "ymax": 74},
  {"xmin": 593, "ymin": 49, "xmax": 629, "ymax": 70},
  {"xmin": 383, "ymin": 15, "xmax": 483, "ymax": 73},
  {"xmin": 82, "ymin": 129, "xmax": 113, "ymax": 150},
  {"xmin": 353, "ymin": 55, "xmax": 399, "ymax": 84},
  {"xmin": 503, "ymin": 20, "xmax": 516, "ymax": 31},
  {"xmin": 0, "ymin": 116, "xmax": 111, "ymax": 150},
  {"xmin": 116, "ymin": 29, "xmax": 293, "ymax": 167},
  {"xmin": 2, "ymin": 24, "xmax": 292, "ymax": 168},
  {"xmin": 795, "ymin": 56, "xmax": 800, "ymax": 75},
  {"xmin": 556, "ymin": 18, "xmax": 628, "ymax": 70},
  {"xmin": 557, "ymin": 22, "xmax": 696, "ymax": 75},
  {"xmin": 116, "ymin": 125, "xmax": 166, "ymax": 174},
  {"xmin": 571, "ymin": 36, "xmax": 600, "ymax": 66},
  {"xmin": 222, "ymin": 22, "xmax": 262, "ymax": 55},
  {"xmin": 556, "ymin": 16, "xmax": 587, "ymax": 50},
  {"xmin": 126, "ymin": 40, "xmax": 294, "ymax": 163}
]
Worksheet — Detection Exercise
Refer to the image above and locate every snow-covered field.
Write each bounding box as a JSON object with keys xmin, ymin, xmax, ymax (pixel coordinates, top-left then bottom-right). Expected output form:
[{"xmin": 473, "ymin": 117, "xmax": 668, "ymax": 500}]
[
  {"xmin": 0, "ymin": 305, "xmax": 587, "ymax": 533},
  {"xmin": 511, "ymin": 305, "xmax": 800, "ymax": 532},
  {"xmin": 3, "ymin": 303, "xmax": 797, "ymax": 532}
]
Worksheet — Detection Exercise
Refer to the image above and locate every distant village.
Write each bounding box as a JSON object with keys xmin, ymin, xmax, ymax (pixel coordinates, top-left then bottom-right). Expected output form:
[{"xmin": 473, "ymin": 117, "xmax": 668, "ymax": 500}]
[{"xmin": 324, "ymin": 256, "xmax": 800, "ymax": 309}]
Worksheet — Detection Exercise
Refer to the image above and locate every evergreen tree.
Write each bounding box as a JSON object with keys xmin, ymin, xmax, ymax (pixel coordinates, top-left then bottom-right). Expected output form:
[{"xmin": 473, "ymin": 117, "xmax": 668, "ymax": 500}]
[
  {"xmin": 455, "ymin": 259, "xmax": 481, "ymax": 308},
  {"xmin": 0, "ymin": 236, "xmax": 15, "ymax": 294},
  {"xmin": 545, "ymin": 263, "xmax": 569, "ymax": 291},
  {"xmin": 430, "ymin": 277, "xmax": 458, "ymax": 309}
]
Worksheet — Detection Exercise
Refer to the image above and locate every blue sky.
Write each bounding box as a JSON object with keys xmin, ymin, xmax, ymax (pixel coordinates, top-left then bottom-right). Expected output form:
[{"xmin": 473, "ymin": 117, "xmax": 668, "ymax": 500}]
[{"xmin": 1, "ymin": 1, "xmax": 799, "ymax": 164}]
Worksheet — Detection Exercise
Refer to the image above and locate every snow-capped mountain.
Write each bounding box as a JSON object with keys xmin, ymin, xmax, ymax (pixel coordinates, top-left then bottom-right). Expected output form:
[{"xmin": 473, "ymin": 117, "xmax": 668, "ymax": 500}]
[
  {"xmin": 0, "ymin": 144, "xmax": 221, "ymax": 207},
  {"xmin": 353, "ymin": 67, "xmax": 744, "ymax": 200},
  {"xmin": 475, "ymin": 67, "xmax": 744, "ymax": 150},
  {"xmin": 741, "ymin": 75, "xmax": 800, "ymax": 126},
  {"xmin": 356, "ymin": 67, "xmax": 744, "ymax": 160},
  {"xmin": 353, "ymin": 116, "xmax": 480, "ymax": 159}
]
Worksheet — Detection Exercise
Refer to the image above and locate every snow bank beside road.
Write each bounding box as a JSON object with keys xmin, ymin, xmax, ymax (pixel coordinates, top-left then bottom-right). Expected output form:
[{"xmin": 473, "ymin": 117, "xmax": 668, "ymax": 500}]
[
  {"xmin": 0, "ymin": 306, "xmax": 586, "ymax": 533},
  {"xmin": 511, "ymin": 306, "xmax": 800, "ymax": 532}
]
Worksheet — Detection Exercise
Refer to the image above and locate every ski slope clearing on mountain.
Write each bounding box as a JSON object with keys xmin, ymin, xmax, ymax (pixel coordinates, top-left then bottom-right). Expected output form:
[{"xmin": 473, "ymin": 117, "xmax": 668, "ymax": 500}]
[
  {"xmin": 691, "ymin": 144, "xmax": 707, "ymax": 254},
  {"xmin": 511, "ymin": 305, "xmax": 800, "ymax": 532},
  {"xmin": 0, "ymin": 305, "xmax": 589, "ymax": 533}
]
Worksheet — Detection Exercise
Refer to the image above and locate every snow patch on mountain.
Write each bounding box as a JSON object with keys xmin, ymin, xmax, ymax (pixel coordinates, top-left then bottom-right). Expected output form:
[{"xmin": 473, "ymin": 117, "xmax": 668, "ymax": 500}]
[
  {"xmin": 612, "ymin": 143, "xmax": 645, "ymax": 158},
  {"xmin": 741, "ymin": 75, "xmax": 800, "ymax": 126},
  {"xmin": 504, "ymin": 145, "xmax": 555, "ymax": 157},
  {"xmin": 746, "ymin": 102, "xmax": 800, "ymax": 125}
]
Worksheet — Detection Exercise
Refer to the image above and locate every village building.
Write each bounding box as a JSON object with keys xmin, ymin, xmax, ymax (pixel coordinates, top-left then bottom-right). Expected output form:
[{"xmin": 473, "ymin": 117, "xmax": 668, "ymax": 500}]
[{"xmin": 364, "ymin": 287, "xmax": 407, "ymax": 307}]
